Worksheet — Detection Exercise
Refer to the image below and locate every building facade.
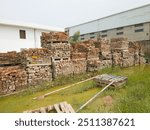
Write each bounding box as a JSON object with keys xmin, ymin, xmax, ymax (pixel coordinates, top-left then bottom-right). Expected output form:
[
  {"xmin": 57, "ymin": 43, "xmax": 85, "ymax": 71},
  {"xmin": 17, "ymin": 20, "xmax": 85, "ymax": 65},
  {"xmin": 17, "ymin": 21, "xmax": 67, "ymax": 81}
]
[
  {"xmin": 65, "ymin": 4, "xmax": 150, "ymax": 42},
  {"xmin": 0, "ymin": 20, "xmax": 64, "ymax": 52}
]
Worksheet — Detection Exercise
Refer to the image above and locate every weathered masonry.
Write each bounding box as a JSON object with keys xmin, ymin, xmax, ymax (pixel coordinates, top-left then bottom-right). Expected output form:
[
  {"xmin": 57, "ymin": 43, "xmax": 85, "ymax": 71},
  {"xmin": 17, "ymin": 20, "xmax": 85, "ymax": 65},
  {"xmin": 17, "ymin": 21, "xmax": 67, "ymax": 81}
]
[{"xmin": 0, "ymin": 32, "xmax": 145, "ymax": 95}]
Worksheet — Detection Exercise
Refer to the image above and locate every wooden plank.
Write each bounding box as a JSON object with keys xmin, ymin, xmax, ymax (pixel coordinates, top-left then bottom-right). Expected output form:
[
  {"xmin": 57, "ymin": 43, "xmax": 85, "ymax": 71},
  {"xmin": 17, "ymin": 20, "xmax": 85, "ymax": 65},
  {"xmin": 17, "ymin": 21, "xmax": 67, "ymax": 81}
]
[
  {"xmin": 33, "ymin": 76, "xmax": 97, "ymax": 100},
  {"xmin": 47, "ymin": 105, "xmax": 54, "ymax": 112},
  {"xmin": 63, "ymin": 102, "xmax": 71, "ymax": 113},
  {"xmin": 67, "ymin": 104, "xmax": 75, "ymax": 113},
  {"xmin": 76, "ymin": 80, "xmax": 116, "ymax": 112},
  {"xmin": 54, "ymin": 104, "xmax": 63, "ymax": 113},
  {"xmin": 60, "ymin": 102, "xmax": 69, "ymax": 113},
  {"xmin": 39, "ymin": 107, "xmax": 46, "ymax": 113}
]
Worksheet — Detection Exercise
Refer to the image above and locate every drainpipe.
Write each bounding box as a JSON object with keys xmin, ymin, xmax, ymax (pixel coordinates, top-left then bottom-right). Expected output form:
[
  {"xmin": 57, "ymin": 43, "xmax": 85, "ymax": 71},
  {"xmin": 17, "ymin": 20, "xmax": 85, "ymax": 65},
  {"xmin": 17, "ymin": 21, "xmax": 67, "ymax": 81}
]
[{"xmin": 34, "ymin": 29, "xmax": 37, "ymax": 48}]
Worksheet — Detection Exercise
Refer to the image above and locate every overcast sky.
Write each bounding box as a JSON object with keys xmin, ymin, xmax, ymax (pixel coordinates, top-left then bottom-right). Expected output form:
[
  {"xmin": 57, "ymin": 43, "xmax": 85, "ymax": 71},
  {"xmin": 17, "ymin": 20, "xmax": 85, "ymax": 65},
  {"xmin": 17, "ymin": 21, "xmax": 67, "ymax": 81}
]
[{"xmin": 0, "ymin": 0, "xmax": 150, "ymax": 28}]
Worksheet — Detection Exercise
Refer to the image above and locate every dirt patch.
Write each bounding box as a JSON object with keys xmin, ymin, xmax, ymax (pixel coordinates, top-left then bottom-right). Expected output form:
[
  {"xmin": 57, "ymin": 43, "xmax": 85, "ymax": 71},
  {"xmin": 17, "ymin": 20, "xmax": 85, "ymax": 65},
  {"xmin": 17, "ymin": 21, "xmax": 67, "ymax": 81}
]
[{"xmin": 103, "ymin": 95, "xmax": 113, "ymax": 106}]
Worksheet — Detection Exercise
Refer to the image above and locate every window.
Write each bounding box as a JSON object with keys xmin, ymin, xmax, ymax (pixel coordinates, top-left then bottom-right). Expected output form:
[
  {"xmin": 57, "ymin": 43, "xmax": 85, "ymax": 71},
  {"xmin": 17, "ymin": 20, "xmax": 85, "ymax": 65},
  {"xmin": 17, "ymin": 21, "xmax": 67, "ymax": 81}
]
[
  {"xmin": 135, "ymin": 29, "xmax": 144, "ymax": 32},
  {"xmin": 81, "ymin": 38, "xmax": 85, "ymax": 40},
  {"xmin": 135, "ymin": 23, "xmax": 143, "ymax": 27},
  {"xmin": 117, "ymin": 27, "xmax": 124, "ymax": 30},
  {"xmin": 101, "ymin": 30, "xmax": 107, "ymax": 33},
  {"xmin": 101, "ymin": 34, "xmax": 107, "ymax": 38},
  {"xmin": 80, "ymin": 34, "xmax": 84, "ymax": 37},
  {"xmin": 90, "ymin": 33, "xmax": 95, "ymax": 35},
  {"xmin": 90, "ymin": 36, "xmax": 95, "ymax": 39},
  {"xmin": 117, "ymin": 32, "xmax": 124, "ymax": 35},
  {"xmin": 19, "ymin": 30, "xmax": 26, "ymax": 39}
]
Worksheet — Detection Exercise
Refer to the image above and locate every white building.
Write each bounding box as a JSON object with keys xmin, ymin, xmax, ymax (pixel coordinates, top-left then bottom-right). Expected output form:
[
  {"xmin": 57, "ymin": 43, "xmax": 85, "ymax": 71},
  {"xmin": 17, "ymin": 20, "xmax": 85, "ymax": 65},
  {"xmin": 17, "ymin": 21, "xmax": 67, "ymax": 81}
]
[
  {"xmin": 65, "ymin": 4, "xmax": 150, "ymax": 42},
  {"xmin": 0, "ymin": 19, "xmax": 64, "ymax": 52}
]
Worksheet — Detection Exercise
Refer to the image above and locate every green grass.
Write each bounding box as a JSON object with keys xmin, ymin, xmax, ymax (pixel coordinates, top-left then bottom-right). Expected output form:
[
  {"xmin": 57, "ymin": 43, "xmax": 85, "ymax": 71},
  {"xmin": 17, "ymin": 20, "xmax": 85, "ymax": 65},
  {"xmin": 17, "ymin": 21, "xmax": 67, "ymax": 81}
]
[{"xmin": 0, "ymin": 65, "xmax": 150, "ymax": 113}]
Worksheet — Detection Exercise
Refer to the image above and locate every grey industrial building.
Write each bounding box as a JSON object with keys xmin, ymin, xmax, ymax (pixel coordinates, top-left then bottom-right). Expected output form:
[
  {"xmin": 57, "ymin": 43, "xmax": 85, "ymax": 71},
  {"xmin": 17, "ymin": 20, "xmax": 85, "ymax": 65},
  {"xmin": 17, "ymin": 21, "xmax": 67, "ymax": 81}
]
[{"xmin": 65, "ymin": 4, "xmax": 150, "ymax": 42}]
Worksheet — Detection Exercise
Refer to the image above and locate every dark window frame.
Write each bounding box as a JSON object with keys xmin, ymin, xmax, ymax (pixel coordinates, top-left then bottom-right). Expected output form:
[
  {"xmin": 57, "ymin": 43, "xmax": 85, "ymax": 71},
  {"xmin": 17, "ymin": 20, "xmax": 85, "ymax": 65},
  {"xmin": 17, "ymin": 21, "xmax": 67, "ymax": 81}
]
[
  {"xmin": 80, "ymin": 34, "xmax": 85, "ymax": 37},
  {"xmin": 117, "ymin": 27, "xmax": 124, "ymax": 30},
  {"xmin": 135, "ymin": 29, "xmax": 144, "ymax": 32},
  {"xmin": 116, "ymin": 32, "xmax": 124, "ymax": 35},
  {"xmin": 81, "ymin": 37, "xmax": 85, "ymax": 40},
  {"xmin": 90, "ymin": 36, "xmax": 95, "ymax": 39},
  {"xmin": 101, "ymin": 30, "xmax": 107, "ymax": 33},
  {"xmin": 101, "ymin": 34, "xmax": 107, "ymax": 38},
  {"xmin": 19, "ymin": 30, "xmax": 26, "ymax": 39},
  {"xmin": 90, "ymin": 33, "xmax": 95, "ymax": 35},
  {"xmin": 135, "ymin": 23, "xmax": 143, "ymax": 27}
]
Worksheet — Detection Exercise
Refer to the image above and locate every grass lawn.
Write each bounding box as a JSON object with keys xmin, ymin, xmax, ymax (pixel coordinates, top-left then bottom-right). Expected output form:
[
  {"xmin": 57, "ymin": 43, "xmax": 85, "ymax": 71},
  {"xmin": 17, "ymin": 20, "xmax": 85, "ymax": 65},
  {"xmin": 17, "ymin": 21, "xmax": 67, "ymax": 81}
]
[{"xmin": 0, "ymin": 65, "xmax": 150, "ymax": 113}]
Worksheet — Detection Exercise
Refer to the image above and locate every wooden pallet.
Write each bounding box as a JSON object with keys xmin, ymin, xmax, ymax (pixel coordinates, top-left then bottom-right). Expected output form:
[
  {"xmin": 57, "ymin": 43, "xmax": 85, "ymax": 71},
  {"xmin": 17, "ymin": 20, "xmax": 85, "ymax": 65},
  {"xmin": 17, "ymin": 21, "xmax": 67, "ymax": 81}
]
[
  {"xmin": 94, "ymin": 74, "xmax": 128, "ymax": 87},
  {"xmin": 23, "ymin": 101, "xmax": 75, "ymax": 113}
]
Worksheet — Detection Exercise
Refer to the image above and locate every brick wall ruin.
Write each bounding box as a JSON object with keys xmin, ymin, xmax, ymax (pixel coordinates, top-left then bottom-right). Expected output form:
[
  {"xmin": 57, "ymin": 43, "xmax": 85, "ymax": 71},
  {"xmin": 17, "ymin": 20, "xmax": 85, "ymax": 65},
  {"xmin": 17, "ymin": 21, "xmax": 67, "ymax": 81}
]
[{"xmin": 0, "ymin": 32, "xmax": 146, "ymax": 95}]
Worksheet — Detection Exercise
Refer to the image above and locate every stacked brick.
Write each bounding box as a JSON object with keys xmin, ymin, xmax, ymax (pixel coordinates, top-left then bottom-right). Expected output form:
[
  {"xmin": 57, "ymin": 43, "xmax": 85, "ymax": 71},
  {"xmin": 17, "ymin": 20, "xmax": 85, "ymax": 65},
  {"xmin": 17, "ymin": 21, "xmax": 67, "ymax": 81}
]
[
  {"xmin": 20, "ymin": 48, "xmax": 52, "ymax": 65},
  {"xmin": 53, "ymin": 60, "xmax": 73, "ymax": 77},
  {"xmin": 72, "ymin": 59, "xmax": 87, "ymax": 74},
  {"xmin": 129, "ymin": 41, "xmax": 145, "ymax": 65},
  {"xmin": 41, "ymin": 32, "xmax": 70, "ymax": 61},
  {"xmin": 110, "ymin": 38, "xmax": 145, "ymax": 67},
  {"xmin": 21, "ymin": 48, "xmax": 53, "ymax": 84},
  {"xmin": 26, "ymin": 65, "xmax": 52, "ymax": 84},
  {"xmin": 53, "ymin": 59, "xmax": 87, "ymax": 77},
  {"xmin": 0, "ymin": 51, "xmax": 22, "ymax": 66},
  {"xmin": 71, "ymin": 40, "xmax": 101, "ymax": 71},
  {"xmin": 0, "ymin": 66, "xmax": 27, "ymax": 94},
  {"xmin": 0, "ymin": 32, "xmax": 146, "ymax": 95},
  {"xmin": 99, "ymin": 38, "xmax": 112, "ymax": 69}
]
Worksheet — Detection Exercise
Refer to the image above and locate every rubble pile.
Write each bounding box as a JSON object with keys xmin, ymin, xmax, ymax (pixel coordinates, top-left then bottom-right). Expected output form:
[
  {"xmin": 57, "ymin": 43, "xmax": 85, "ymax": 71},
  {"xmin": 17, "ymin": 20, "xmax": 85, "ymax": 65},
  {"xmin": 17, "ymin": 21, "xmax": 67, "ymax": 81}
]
[{"xmin": 0, "ymin": 66, "xmax": 27, "ymax": 94}]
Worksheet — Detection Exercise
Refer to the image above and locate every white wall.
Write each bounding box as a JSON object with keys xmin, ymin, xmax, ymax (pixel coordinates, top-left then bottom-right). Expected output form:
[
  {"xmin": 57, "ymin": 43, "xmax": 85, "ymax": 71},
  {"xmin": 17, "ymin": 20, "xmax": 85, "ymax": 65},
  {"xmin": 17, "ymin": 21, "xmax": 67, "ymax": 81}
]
[
  {"xmin": 0, "ymin": 25, "xmax": 50, "ymax": 52},
  {"xmin": 0, "ymin": 25, "xmax": 35, "ymax": 52},
  {"xmin": 34, "ymin": 29, "xmax": 48, "ymax": 48},
  {"xmin": 69, "ymin": 4, "xmax": 150, "ymax": 36}
]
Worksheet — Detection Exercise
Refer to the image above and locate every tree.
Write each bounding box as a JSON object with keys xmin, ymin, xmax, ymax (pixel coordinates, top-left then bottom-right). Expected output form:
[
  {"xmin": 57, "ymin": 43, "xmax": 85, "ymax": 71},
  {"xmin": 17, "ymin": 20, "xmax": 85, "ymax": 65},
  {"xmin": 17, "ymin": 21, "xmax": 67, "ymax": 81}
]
[{"xmin": 70, "ymin": 31, "xmax": 80, "ymax": 44}]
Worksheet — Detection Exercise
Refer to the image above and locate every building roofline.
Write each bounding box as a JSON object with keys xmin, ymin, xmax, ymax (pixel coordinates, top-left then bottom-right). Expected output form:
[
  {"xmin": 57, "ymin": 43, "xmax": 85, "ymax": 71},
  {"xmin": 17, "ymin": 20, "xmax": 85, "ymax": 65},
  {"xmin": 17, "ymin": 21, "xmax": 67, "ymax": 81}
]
[
  {"xmin": 0, "ymin": 19, "xmax": 64, "ymax": 32},
  {"xmin": 66, "ymin": 3, "xmax": 150, "ymax": 29}
]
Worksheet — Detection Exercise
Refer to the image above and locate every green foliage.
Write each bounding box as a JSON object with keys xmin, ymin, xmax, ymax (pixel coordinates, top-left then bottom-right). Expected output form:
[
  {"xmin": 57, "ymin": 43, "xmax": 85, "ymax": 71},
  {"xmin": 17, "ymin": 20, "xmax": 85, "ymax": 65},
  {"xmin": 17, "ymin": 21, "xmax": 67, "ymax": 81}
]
[{"xmin": 70, "ymin": 31, "xmax": 80, "ymax": 44}]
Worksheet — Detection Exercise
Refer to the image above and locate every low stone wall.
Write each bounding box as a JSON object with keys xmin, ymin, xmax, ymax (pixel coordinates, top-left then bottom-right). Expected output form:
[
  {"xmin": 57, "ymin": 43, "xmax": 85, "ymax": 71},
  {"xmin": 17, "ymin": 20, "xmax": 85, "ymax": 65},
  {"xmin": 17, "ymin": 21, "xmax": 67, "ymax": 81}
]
[{"xmin": 0, "ymin": 66, "xmax": 27, "ymax": 94}]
